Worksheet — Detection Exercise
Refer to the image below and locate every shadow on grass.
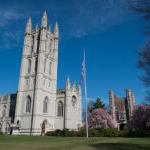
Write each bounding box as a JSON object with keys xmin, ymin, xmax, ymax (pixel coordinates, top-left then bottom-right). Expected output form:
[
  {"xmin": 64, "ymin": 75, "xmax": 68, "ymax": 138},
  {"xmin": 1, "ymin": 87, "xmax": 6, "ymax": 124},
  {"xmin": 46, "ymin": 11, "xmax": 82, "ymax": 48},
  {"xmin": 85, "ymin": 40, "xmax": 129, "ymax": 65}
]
[{"xmin": 89, "ymin": 143, "xmax": 150, "ymax": 150}]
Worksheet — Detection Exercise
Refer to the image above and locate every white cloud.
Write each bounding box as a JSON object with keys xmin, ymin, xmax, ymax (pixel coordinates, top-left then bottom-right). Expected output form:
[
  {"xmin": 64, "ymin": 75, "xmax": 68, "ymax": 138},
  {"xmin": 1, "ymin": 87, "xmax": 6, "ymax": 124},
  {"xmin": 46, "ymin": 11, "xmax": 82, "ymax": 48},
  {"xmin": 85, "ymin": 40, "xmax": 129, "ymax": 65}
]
[
  {"xmin": 0, "ymin": 0, "xmax": 132, "ymax": 50},
  {"xmin": 65, "ymin": 0, "xmax": 130, "ymax": 38},
  {"xmin": 0, "ymin": 8, "xmax": 24, "ymax": 27}
]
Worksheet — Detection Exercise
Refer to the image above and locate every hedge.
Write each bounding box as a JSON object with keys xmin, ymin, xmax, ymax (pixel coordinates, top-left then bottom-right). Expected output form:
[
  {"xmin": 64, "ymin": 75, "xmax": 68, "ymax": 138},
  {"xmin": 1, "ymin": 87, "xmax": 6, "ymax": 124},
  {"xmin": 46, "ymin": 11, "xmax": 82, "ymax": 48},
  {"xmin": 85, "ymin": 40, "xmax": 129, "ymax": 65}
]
[{"xmin": 45, "ymin": 128, "xmax": 128, "ymax": 137}]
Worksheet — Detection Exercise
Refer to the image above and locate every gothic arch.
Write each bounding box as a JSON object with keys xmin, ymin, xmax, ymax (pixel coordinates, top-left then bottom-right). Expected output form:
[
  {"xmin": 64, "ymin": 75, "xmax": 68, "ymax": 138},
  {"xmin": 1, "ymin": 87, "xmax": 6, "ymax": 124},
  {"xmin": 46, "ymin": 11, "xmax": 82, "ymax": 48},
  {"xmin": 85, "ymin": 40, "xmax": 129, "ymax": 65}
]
[
  {"xmin": 41, "ymin": 119, "xmax": 49, "ymax": 134},
  {"xmin": 26, "ymin": 95, "xmax": 31, "ymax": 113},
  {"xmin": 57, "ymin": 101, "xmax": 63, "ymax": 117},
  {"xmin": 6, "ymin": 122, "xmax": 11, "ymax": 134},
  {"xmin": 72, "ymin": 95, "xmax": 77, "ymax": 107},
  {"xmin": 2, "ymin": 105, "xmax": 7, "ymax": 117}
]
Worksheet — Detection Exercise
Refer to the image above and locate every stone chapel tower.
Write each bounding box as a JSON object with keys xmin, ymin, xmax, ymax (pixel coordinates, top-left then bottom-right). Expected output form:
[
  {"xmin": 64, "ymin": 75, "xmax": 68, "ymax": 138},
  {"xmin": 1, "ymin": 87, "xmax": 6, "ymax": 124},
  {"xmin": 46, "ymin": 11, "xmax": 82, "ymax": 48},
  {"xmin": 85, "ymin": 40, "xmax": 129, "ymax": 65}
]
[
  {"xmin": 109, "ymin": 90, "xmax": 117, "ymax": 127},
  {"xmin": 125, "ymin": 89, "xmax": 135, "ymax": 120},
  {"xmin": 14, "ymin": 11, "xmax": 59, "ymax": 135}
]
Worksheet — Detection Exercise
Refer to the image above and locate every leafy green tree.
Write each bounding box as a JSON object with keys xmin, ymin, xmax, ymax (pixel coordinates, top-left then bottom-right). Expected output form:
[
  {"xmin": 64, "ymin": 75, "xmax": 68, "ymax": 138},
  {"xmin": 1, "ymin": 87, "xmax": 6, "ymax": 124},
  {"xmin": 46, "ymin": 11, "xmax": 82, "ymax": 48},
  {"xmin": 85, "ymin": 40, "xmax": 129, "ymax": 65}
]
[{"xmin": 88, "ymin": 98, "xmax": 105, "ymax": 113}]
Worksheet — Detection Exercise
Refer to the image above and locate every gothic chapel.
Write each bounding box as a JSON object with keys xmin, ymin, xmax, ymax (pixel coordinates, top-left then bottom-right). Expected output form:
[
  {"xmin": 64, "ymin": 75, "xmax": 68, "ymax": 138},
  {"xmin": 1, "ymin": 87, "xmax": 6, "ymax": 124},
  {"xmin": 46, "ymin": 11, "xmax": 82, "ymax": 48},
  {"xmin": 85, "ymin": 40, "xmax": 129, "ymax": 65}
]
[{"xmin": 0, "ymin": 11, "xmax": 82, "ymax": 135}]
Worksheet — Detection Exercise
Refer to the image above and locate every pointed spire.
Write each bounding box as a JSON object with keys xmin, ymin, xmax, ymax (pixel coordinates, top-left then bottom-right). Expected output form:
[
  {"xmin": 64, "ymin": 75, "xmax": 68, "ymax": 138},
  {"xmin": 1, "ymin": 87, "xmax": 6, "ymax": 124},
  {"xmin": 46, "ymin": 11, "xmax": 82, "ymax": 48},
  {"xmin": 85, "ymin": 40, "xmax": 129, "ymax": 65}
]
[
  {"xmin": 54, "ymin": 22, "xmax": 59, "ymax": 38},
  {"xmin": 72, "ymin": 83, "xmax": 76, "ymax": 88},
  {"xmin": 131, "ymin": 92, "xmax": 135, "ymax": 105},
  {"xmin": 25, "ymin": 17, "xmax": 32, "ymax": 34},
  {"xmin": 126, "ymin": 88, "xmax": 131, "ymax": 97},
  {"xmin": 41, "ymin": 10, "xmax": 47, "ymax": 28},
  {"xmin": 77, "ymin": 84, "xmax": 81, "ymax": 95},
  {"xmin": 48, "ymin": 25, "xmax": 51, "ymax": 34},
  {"xmin": 66, "ymin": 77, "xmax": 70, "ymax": 90},
  {"xmin": 109, "ymin": 90, "xmax": 114, "ymax": 96},
  {"xmin": 36, "ymin": 24, "xmax": 38, "ymax": 31},
  {"xmin": 126, "ymin": 88, "xmax": 131, "ymax": 92}
]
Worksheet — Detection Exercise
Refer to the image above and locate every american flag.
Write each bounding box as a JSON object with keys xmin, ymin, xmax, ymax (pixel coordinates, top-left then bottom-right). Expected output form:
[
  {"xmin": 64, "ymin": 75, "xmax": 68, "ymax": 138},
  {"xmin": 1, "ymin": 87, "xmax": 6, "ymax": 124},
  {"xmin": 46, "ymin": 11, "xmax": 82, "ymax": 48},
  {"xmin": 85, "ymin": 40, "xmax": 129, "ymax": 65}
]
[{"xmin": 80, "ymin": 49, "xmax": 86, "ymax": 84}]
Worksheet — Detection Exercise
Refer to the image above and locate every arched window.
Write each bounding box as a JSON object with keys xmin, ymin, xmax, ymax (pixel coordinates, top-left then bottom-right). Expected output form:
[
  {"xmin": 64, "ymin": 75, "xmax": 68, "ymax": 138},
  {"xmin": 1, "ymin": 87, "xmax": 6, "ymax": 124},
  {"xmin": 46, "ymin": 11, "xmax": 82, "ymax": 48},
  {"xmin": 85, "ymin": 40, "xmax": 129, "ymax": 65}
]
[
  {"xmin": 72, "ymin": 96, "xmax": 77, "ymax": 107},
  {"xmin": 57, "ymin": 101, "xmax": 63, "ymax": 117},
  {"xmin": 50, "ymin": 39, "xmax": 53, "ymax": 54},
  {"xmin": 28, "ymin": 59, "xmax": 31, "ymax": 74},
  {"xmin": 6, "ymin": 122, "xmax": 10, "ymax": 133},
  {"xmin": 44, "ymin": 59, "xmax": 46, "ymax": 73},
  {"xmin": 43, "ymin": 97, "xmax": 48, "ymax": 113},
  {"xmin": 2, "ymin": 105, "xmax": 6, "ymax": 117},
  {"xmin": 26, "ymin": 96, "xmax": 31, "ymax": 113},
  {"xmin": 49, "ymin": 62, "xmax": 52, "ymax": 75}
]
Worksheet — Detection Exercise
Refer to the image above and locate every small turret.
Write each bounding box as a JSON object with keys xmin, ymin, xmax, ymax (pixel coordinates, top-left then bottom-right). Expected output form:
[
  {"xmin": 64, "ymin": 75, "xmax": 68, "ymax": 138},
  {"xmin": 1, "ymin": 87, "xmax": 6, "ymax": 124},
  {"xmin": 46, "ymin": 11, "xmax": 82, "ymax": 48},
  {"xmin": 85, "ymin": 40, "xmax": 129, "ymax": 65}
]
[
  {"xmin": 48, "ymin": 25, "xmax": 51, "ymax": 34},
  {"xmin": 109, "ymin": 90, "xmax": 116, "ymax": 125},
  {"xmin": 131, "ymin": 92, "xmax": 135, "ymax": 105},
  {"xmin": 109, "ymin": 90, "xmax": 113, "ymax": 97},
  {"xmin": 109, "ymin": 90, "xmax": 115, "ymax": 108},
  {"xmin": 72, "ymin": 83, "xmax": 76, "ymax": 90},
  {"xmin": 41, "ymin": 11, "xmax": 47, "ymax": 28},
  {"xmin": 25, "ymin": 17, "xmax": 32, "ymax": 34},
  {"xmin": 126, "ymin": 89, "xmax": 135, "ymax": 119},
  {"xmin": 54, "ymin": 22, "xmax": 59, "ymax": 38},
  {"xmin": 77, "ymin": 84, "xmax": 81, "ymax": 95},
  {"xmin": 66, "ymin": 77, "xmax": 70, "ymax": 90},
  {"xmin": 126, "ymin": 89, "xmax": 131, "ymax": 97}
]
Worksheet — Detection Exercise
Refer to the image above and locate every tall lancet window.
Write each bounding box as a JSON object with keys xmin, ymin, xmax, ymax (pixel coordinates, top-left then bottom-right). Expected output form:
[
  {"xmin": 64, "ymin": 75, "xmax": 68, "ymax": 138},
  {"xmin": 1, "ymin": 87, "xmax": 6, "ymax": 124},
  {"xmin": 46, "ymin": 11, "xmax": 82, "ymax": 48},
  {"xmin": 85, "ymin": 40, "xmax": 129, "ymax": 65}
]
[
  {"xmin": 26, "ymin": 96, "xmax": 31, "ymax": 113},
  {"xmin": 50, "ymin": 39, "xmax": 53, "ymax": 54},
  {"xmin": 57, "ymin": 101, "xmax": 63, "ymax": 117},
  {"xmin": 44, "ymin": 59, "xmax": 46, "ymax": 73},
  {"xmin": 49, "ymin": 62, "xmax": 52, "ymax": 75},
  {"xmin": 43, "ymin": 97, "xmax": 48, "ymax": 113},
  {"xmin": 28, "ymin": 59, "xmax": 31, "ymax": 74},
  {"xmin": 2, "ymin": 105, "xmax": 6, "ymax": 117}
]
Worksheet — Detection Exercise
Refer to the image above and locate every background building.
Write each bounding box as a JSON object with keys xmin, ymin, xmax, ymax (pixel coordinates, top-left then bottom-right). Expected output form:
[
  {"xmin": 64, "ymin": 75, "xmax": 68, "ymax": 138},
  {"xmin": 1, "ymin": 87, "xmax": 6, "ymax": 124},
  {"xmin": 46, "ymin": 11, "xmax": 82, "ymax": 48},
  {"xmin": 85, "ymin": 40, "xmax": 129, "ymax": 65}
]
[{"xmin": 109, "ymin": 89, "xmax": 135, "ymax": 130}]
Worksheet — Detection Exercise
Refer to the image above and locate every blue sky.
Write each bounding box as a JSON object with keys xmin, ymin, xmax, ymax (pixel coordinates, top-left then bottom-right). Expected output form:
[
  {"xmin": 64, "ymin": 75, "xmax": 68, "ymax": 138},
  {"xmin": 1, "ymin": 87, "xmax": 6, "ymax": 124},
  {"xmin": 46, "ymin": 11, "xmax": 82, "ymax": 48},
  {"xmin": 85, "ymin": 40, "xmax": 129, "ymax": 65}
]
[{"xmin": 0, "ymin": 0, "xmax": 148, "ymax": 105}]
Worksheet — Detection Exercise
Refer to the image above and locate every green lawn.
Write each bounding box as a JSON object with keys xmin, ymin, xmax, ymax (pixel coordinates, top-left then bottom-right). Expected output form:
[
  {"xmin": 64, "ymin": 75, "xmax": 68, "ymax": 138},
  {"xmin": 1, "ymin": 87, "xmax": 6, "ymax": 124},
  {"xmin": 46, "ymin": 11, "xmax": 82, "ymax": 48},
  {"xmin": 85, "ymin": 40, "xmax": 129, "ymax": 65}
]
[{"xmin": 0, "ymin": 136, "xmax": 150, "ymax": 150}]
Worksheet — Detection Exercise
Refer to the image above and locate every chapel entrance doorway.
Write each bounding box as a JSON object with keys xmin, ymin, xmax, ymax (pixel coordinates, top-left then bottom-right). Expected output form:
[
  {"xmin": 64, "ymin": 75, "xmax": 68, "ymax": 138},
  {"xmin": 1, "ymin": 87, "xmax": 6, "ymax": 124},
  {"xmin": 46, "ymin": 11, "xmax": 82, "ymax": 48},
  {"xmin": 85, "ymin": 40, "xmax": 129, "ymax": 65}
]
[{"xmin": 41, "ymin": 120, "xmax": 49, "ymax": 135}]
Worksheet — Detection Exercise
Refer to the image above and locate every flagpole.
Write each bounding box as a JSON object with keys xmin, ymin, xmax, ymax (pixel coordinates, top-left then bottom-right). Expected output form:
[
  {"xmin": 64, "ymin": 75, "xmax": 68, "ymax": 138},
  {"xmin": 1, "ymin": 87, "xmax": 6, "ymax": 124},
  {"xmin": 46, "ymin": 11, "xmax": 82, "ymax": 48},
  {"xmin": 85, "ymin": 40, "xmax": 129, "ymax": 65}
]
[{"xmin": 83, "ymin": 50, "xmax": 88, "ymax": 138}]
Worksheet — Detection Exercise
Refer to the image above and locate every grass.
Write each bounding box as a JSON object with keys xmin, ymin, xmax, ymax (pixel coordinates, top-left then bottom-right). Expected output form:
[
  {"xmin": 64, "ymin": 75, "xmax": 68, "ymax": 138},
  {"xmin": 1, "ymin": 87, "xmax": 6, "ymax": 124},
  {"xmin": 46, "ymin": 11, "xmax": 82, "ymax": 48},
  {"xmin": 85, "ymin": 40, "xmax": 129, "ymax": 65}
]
[{"xmin": 0, "ymin": 136, "xmax": 150, "ymax": 150}]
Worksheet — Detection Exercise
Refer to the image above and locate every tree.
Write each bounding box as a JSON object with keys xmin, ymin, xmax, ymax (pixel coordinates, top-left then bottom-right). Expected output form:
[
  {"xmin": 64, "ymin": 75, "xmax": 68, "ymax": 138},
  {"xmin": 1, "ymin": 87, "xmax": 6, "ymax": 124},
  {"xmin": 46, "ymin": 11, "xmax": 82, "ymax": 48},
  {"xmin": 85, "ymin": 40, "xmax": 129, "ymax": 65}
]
[
  {"xmin": 129, "ymin": 0, "xmax": 150, "ymax": 20},
  {"xmin": 130, "ymin": 105, "xmax": 150, "ymax": 131},
  {"xmin": 88, "ymin": 108, "xmax": 114, "ymax": 129},
  {"xmin": 129, "ymin": 0, "xmax": 150, "ymax": 101},
  {"xmin": 138, "ymin": 45, "xmax": 150, "ymax": 96},
  {"xmin": 88, "ymin": 98, "xmax": 105, "ymax": 113}
]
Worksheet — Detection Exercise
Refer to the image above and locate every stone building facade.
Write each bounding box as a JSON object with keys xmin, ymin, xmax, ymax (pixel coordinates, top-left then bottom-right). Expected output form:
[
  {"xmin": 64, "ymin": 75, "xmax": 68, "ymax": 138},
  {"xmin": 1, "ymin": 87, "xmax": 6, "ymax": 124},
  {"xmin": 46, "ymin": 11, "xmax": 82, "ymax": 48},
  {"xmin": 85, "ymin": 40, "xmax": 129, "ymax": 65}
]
[
  {"xmin": 0, "ymin": 11, "xmax": 82, "ymax": 135},
  {"xmin": 109, "ymin": 89, "xmax": 135, "ymax": 130},
  {"xmin": 0, "ymin": 94, "xmax": 16, "ymax": 134}
]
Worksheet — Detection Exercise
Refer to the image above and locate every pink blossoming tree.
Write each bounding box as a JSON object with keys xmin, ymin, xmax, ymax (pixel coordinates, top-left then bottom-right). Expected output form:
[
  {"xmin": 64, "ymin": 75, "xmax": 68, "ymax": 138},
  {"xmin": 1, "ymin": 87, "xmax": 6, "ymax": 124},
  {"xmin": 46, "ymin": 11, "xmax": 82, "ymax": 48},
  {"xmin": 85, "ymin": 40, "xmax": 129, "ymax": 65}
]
[{"xmin": 88, "ymin": 108, "xmax": 114, "ymax": 128}]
